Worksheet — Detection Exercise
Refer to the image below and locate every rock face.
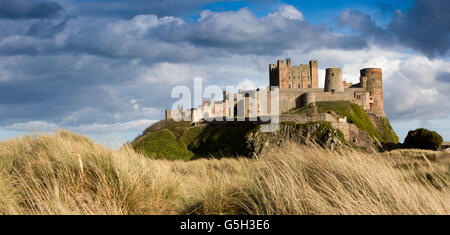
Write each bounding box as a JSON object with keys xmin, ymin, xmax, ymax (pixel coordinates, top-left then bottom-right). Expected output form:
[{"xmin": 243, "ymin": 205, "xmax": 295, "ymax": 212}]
[
  {"xmin": 246, "ymin": 122, "xmax": 346, "ymax": 157},
  {"xmin": 331, "ymin": 121, "xmax": 376, "ymax": 149},
  {"xmin": 284, "ymin": 101, "xmax": 398, "ymax": 146}
]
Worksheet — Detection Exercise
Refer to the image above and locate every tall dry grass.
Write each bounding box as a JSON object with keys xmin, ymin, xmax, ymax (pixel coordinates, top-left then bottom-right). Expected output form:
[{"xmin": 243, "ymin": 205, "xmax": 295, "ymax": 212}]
[{"xmin": 0, "ymin": 131, "xmax": 448, "ymax": 215}]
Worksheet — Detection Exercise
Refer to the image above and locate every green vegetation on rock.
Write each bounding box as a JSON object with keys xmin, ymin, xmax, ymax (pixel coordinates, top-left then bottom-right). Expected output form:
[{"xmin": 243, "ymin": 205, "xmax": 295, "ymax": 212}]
[
  {"xmin": 404, "ymin": 128, "xmax": 443, "ymax": 150},
  {"xmin": 188, "ymin": 123, "xmax": 258, "ymax": 158},
  {"xmin": 132, "ymin": 120, "xmax": 258, "ymax": 160},
  {"xmin": 132, "ymin": 129, "xmax": 193, "ymax": 160},
  {"xmin": 143, "ymin": 119, "xmax": 192, "ymax": 138},
  {"xmin": 378, "ymin": 116, "xmax": 399, "ymax": 143},
  {"xmin": 287, "ymin": 101, "xmax": 398, "ymax": 144},
  {"xmin": 132, "ymin": 120, "xmax": 208, "ymax": 160},
  {"xmin": 179, "ymin": 125, "xmax": 207, "ymax": 146}
]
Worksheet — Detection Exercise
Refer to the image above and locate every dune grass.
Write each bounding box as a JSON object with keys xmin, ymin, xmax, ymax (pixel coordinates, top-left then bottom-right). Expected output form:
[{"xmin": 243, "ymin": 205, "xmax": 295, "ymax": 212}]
[{"xmin": 0, "ymin": 131, "xmax": 448, "ymax": 215}]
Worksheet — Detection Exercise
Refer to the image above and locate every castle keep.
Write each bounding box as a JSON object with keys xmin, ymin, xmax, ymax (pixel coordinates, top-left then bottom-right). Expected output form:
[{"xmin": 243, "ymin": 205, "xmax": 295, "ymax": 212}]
[
  {"xmin": 269, "ymin": 59, "xmax": 318, "ymax": 89},
  {"xmin": 166, "ymin": 59, "xmax": 385, "ymax": 122}
]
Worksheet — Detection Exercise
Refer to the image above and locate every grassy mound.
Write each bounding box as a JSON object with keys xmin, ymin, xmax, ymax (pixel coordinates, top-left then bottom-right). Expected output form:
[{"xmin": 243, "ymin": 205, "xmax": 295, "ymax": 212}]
[
  {"xmin": 132, "ymin": 129, "xmax": 193, "ymax": 160},
  {"xmin": 0, "ymin": 131, "xmax": 448, "ymax": 214},
  {"xmin": 288, "ymin": 101, "xmax": 398, "ymax": 144},
  {"xmin": 132, "ymin": 120, "xmax": 207, "ymax": 160},
  {"xmin": 132, "ymin": 120, "xmax": 258, "ymax": 160}
]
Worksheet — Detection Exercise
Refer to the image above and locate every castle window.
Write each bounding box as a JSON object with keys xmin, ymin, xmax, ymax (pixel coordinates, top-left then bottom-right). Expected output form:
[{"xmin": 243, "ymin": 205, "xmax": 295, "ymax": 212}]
[
  {"xmin": 332, "ymin": 73, "xmax": 334, "ymax": 76},
  {"xmin": 298, "ymin": 84, "xmax": 301, "ymax": 88},
  {"xmin": 289, "ymin": 84, "xmax": 291, "ymax": 88}
]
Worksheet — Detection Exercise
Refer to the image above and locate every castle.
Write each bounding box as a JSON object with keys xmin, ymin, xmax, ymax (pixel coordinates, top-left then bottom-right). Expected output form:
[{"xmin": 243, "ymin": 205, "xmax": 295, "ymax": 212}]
[{"xmin": 166, "ymin": 59, "xmax": 385, "ymax": 122}]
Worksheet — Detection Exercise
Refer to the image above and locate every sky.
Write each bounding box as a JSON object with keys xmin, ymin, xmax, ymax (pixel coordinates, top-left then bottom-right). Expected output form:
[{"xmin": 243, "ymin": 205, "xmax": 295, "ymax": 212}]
[{"xmin": 0, "ymin": 0, "xmax": 449, "ymax": 148}]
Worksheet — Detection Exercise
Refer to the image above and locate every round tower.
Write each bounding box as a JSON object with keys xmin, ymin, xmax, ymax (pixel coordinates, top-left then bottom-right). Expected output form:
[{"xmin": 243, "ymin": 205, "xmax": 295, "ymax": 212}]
[
  {"xmin": 360, "ymin": 68, "xmax": 385, "ymax": 116},
  {"xmin": 324, "ymin": 68, "xmax": 344, "ymax": 92}
]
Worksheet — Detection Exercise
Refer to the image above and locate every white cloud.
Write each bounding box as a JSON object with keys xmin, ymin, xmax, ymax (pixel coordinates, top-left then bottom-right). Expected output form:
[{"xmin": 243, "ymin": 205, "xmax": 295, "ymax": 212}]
[
  {"xmin": 111, "ymin": 14, "xmax": 184, "ymax": 37},
  {"xmin": 2, "ymin": 119, "xmax": 157, "ymax": 134},
  {"xmin": 236, "ymin": 78, "xmax": 257, "ymax": 91},
  {"xmin": 385, "ymin": 56, "xmax": 450, "ymax": 120},
  {"xmin": 3, "ymin": 121, "xmax": 60, "ymax": 132},
  {"xmin": 75, "ymin": 119, "xmax": 157, "ymax": 133},
  {"xmin": 139, "ymin": 62, "xmax": 206, "ymax": 85},
  {"xmin": 268, "ymin": 4, "xmax": 304, "ymax": 21}
]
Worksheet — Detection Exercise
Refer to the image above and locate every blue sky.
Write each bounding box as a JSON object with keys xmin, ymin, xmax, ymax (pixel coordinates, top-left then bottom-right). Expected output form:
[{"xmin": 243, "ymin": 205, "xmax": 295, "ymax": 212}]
[{"xmin": 0, "ymin": 0, "xmax": 449, "ymax": 148}]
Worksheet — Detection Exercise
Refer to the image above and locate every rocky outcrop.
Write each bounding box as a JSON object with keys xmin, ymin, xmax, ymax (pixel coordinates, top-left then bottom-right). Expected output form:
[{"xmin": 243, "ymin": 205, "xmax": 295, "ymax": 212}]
[
  {"xmin": 331, "ymin": 121, "xmax": 376, "ymax": 149},
  {"xmin": 133, "ymin": 101, "xmax": 398, "ymax": 160},
  {"xmin": 245, "ymin": 122, "xmax": 345, "ymax": 157}
]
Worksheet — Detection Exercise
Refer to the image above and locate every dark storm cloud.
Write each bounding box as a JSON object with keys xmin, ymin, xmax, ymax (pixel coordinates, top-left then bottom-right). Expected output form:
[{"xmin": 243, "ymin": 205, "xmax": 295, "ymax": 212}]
[
  {"xmin": 0, "ymin": 54, "xmax": 166, "ymax": 126},
  {"xmin": 60, "ymin": 0, "xmax": 228, "ymax": 18},
  {"xmin": 0, "ymin": 6, "xmax": 367, "ymax": 60},
  {"xmin": 26, "ymin": 17, "xmax": 70, "ymax": 38},
  {"xmin": 337, "ymin": 0, "xmax": 450, "ymax": 57},
  {"xmin": 0, "ymin": 0, "xmax": 63, "ymax": 19}
]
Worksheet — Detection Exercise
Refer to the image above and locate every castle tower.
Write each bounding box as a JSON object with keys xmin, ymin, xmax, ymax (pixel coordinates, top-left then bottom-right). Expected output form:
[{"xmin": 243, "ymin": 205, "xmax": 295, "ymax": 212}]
[
  {"xmin": 277, "ymin": 59, "xmax": 289, "ymax": 89},
  {"xmin": 360, "ymin": 68, "xmax": 385, "ymax": 116},
  {"xmin": 324, "ymin": 68, "xmax": 344, "ymax": 92},
  {"xmin": 269, "ymin": 59, "xmax": 319, "ymax": 89},
  {"xmin": 165, "ymin": 110, "xmax": 172, "ymax": 120},
  {"xmin": 309, "ymin": 60, "xmax": 318, "ymax": 88}
]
